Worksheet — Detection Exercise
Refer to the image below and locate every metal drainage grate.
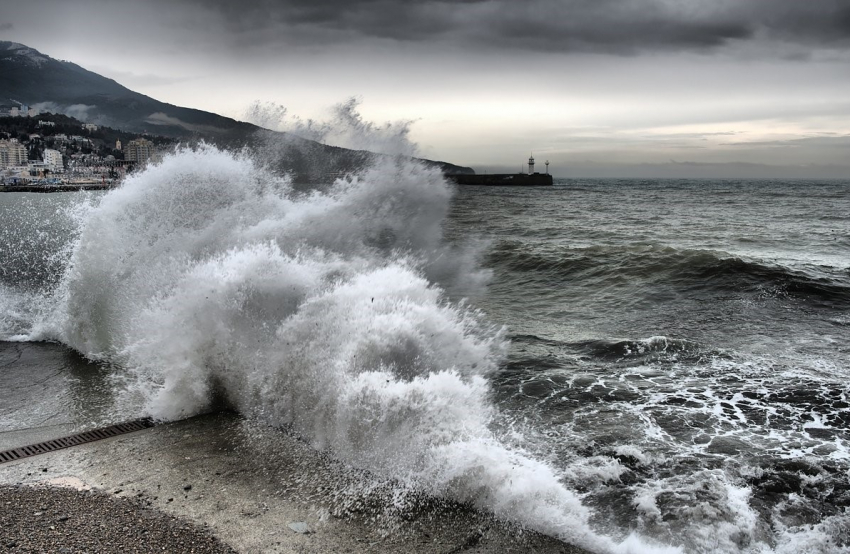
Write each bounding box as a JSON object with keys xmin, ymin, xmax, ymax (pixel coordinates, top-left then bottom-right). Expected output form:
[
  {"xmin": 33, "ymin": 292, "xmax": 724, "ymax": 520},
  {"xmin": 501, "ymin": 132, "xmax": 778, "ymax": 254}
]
[{"xmin": 0, "ymin": 418, "xmax": 155, "ymax": 464}]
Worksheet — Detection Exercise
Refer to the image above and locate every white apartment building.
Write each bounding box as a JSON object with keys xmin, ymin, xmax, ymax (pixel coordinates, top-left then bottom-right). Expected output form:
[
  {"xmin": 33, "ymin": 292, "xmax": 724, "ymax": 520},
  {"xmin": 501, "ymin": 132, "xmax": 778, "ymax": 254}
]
[
  {"xmin": 43, "ymin": 149, "xmax": 64, "ymax": 172},
  {"xmin": 0, "ymin": 139, "xmax": 28, "ymax": 168}
]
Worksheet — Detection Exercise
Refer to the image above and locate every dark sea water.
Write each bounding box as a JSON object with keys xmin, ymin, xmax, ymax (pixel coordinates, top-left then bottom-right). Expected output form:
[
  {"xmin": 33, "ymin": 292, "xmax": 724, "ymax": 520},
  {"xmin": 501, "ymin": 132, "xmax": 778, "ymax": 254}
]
[
  {"xmin": 1, "ymin": 153, "xmax": 848, "ymax": 553},
  {"xmin": 447, "ymin": 179, "xmax": 850, "ymax": 552}
]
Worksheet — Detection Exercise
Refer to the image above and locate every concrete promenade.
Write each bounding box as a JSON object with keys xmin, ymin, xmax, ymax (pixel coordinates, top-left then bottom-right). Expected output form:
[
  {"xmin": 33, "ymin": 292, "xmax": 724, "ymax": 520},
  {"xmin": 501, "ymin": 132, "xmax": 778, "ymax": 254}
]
[{"xmin": 0, "ymin": 414, "xmax": 588, "ymax": 554}]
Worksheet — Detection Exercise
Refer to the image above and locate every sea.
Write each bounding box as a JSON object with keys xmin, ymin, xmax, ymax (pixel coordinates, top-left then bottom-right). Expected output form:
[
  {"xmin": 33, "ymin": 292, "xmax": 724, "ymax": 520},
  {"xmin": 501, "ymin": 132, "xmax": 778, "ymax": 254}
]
[{"xmin": 1, "ymin": 146, "xmax": 848, "ymax": 554}]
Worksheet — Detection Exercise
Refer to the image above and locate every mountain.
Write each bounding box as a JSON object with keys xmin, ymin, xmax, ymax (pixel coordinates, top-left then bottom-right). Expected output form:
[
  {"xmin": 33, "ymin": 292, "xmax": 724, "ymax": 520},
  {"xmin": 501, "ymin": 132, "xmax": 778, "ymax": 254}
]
[
  {"xmin": 0, "ymin": 41, "xmax": 474, "ymax": 180},
  {"xmin": 0, "ymin": 42, "xmax": 261, "ymax": 140}
]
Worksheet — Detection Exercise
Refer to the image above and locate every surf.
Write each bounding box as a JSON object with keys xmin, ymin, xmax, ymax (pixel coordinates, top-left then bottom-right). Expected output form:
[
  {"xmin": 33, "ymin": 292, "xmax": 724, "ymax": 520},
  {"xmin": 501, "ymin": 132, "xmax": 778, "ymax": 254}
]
[{"xmin": 0, "ymin": 143, "xmax": 675, "ymax": 553}]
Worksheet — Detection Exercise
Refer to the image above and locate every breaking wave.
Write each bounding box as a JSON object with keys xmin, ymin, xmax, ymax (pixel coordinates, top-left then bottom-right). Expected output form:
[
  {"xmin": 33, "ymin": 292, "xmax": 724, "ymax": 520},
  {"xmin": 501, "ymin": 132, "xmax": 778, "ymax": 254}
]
[{"xmin": 4, "ymin": 145, "xmax": 675, "ymax": 553}]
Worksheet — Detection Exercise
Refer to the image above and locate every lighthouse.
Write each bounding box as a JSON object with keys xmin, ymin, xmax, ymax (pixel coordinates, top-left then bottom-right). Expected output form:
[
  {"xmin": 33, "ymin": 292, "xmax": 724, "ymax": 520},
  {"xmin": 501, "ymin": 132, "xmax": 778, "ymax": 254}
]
[{"xmin": 528, "ymin": 154, "xmax": 535, "ymax": 175}]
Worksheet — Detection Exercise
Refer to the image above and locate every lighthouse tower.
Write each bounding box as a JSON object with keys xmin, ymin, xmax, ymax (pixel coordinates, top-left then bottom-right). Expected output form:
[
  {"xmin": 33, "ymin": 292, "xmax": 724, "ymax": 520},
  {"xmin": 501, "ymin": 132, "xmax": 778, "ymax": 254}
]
[{"xmin": 528, "ymin": 154, "xmax": 535, "ymax": 175}]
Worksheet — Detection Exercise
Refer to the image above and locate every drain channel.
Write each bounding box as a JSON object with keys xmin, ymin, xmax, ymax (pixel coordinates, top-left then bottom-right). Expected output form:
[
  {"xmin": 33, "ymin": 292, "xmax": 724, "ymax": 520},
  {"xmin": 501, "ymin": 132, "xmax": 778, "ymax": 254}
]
[{"xmin": 0, "ymin": 419, "xmax": 155, "ymax": 464}]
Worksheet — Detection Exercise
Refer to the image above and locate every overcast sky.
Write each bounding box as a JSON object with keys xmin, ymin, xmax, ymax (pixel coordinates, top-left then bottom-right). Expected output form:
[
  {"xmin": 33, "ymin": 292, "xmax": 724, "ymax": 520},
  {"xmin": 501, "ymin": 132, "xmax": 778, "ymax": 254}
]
[{"xmin": 2, "ymin": 0, "xmax": 849, "ymax": 177}]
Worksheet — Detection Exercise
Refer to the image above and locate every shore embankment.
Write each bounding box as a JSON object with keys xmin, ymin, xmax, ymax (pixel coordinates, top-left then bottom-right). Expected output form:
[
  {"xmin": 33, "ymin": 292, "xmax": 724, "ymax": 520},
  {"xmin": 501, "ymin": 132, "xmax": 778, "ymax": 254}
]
[
  {"xmin": 0, "ymin": 414, "xmax": 591, "ymax": 554},
  {"xmin": 1, "ymin": 184, "xmax": 114, "ymax": 193}
]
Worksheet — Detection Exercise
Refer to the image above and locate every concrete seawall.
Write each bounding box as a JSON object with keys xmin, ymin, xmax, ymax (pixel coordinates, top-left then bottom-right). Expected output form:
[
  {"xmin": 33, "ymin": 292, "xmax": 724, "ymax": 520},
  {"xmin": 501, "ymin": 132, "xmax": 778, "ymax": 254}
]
[
  {"xmin": 1, "ymin": 184, "xmax": 115, "ymax": 193},
  {"xmin": 445, "ymin": 173, "xmax": 553, "ymax": 186},
  {"xmin": 0, "ymin": 414, "xmax": 592, "ymax": 554}
]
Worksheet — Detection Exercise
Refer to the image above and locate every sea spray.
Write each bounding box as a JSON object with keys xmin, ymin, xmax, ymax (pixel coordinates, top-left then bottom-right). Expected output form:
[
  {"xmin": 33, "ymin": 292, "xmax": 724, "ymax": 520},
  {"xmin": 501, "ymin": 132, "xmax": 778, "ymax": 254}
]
[
  {"xmin": 245, "ymin": 97, "xmax": 418, "ymax": 158},
  {"xmin": 3, "ymin": 155, "xmax": 849, "ymax": 553},
  {"xmin": 15, "ymin": 143, "xmax": 677, "ymax": 553},
  {"xmin": 0, "ymin": 193, "xmax": 86, "ymax": 340}
]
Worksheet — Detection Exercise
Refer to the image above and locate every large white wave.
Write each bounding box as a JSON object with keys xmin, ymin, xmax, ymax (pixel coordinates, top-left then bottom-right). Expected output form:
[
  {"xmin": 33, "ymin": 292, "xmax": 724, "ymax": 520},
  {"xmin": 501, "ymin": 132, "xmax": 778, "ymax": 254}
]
[{"xmin": 8, "ymin": 144, "xmax": 677, "ymax": 554}]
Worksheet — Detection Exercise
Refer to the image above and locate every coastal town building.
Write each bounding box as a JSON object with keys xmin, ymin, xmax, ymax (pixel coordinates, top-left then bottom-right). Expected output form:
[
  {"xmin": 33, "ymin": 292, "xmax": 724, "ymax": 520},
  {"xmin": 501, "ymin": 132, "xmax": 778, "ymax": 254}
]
[
  {"xmin": 124, "ymin": 138, "xmax": 154, "ymax": 163},
  {"xmin": 0, "ymin": 105, "xmax": 35, "ymax": 117},
  {"xmin": 43, "ymin": 149, "xmax": 64, "ymax": 172},
  {"xmin": 0, "ymin": 139, "xmax": 28, "ymax": 168},
  {"xmin": 27, "ymin": 160, "xmax": 50, "ymax": 175},
  {"xmin": 1, "ymin": 112, "xmax": 177, "ymax": 186}
]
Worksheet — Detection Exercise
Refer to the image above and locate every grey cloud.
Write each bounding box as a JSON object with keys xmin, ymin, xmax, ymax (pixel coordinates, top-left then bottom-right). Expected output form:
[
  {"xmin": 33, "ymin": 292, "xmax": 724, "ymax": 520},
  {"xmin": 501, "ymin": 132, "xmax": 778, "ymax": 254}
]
[
  {"xmin": 0, "ymin": 22, "xmax": 13, "ymax": 31},
  {"xmin": 721, "ymin": 136, "xmax": 850, "ymax": 148},
  {"xmin": 185, "ymin": 0, "xmax": 850, "ymax": 54},
  {"xmin": 30, "ymin": 102, "xmax": 96, "ymax": 122}
]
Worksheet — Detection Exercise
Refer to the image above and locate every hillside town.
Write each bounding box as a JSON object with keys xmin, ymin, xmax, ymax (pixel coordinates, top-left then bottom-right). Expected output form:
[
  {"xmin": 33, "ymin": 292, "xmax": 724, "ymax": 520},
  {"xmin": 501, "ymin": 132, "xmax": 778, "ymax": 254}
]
[{"xmin": 0, "ymin": 104, "xmax": 174, "ymax": 189}]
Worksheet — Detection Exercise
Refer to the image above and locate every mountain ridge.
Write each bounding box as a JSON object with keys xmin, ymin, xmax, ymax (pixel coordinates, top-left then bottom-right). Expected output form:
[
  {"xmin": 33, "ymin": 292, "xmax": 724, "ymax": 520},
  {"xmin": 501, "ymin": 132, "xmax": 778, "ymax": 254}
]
[{"xmin": 0, "ymin": 41, "xmax": 474, "ymax": 180}]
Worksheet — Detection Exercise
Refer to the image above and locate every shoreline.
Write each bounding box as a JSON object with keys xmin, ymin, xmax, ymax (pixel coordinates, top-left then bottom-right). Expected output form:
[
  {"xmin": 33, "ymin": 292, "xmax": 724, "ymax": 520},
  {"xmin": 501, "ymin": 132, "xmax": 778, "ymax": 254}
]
[
  {"xmin": 1, "ymin": 184, "xmax": 115, "ymax": 193},
  {"xmin": 0, "ymin": 414, "xmax": 592, "ymax": 554}
]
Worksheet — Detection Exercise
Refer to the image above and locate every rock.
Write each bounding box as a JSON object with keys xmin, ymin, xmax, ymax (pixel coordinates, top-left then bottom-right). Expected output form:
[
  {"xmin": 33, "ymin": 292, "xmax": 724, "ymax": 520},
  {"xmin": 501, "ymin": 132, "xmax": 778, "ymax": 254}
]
[
  {"xmin": 183, "ymin": 484, "xmax": 192, "ymax": 491},
  {"xmin": 287, "ymin": 521, "xmax": 312, "ymax": 534}
]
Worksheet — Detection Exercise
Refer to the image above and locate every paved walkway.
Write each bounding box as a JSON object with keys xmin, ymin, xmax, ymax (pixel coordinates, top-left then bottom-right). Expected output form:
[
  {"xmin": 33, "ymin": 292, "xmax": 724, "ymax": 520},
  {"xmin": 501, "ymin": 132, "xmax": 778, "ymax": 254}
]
[{"xmin": 0, "ymin": 414, "xmax": 588, "ymax": 554}]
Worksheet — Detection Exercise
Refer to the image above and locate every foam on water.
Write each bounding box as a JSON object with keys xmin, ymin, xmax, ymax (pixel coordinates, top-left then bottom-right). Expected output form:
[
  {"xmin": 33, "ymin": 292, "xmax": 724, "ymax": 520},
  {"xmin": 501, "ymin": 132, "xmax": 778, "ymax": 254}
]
[
  {"xmin": 3, "ymin": 143, "xmax": 847, "ymax": 553},
  {"xmin": 2, "ymin": 145, "xmax": 676, "ymax": 553}
]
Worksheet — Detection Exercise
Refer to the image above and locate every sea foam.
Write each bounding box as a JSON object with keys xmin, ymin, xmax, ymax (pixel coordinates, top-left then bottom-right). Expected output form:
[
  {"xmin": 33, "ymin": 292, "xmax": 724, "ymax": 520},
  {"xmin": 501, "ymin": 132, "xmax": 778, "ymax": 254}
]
[{"xmin": 9, "ymin": 144, "xmax": 677, "ymax": 553}]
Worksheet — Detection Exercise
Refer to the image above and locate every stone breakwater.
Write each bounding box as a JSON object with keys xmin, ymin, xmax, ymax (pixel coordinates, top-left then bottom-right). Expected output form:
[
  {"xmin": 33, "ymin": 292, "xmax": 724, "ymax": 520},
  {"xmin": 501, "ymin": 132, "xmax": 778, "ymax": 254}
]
[
  {"xmin": 1, "ymin": 184, "xmax": 115, "ymax": 193},
  {"xmin": 445, "ymin": 173, "xmax": 553, "ymax": 186}
]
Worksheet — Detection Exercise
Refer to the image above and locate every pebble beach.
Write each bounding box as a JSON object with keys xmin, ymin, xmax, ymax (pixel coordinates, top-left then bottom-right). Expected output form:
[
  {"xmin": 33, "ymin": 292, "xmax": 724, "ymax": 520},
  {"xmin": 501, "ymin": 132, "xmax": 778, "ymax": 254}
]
[{"xmin": 1, "ymin": 484, "xmax": 237, "ymax": 553}]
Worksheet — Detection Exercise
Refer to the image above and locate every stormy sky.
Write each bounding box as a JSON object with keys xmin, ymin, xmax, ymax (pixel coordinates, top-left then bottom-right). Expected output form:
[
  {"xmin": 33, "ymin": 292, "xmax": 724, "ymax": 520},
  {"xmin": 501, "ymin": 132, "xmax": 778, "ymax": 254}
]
[{"xmin": 3, "ymin": 0, "xmax": 849, "ymax": 177}]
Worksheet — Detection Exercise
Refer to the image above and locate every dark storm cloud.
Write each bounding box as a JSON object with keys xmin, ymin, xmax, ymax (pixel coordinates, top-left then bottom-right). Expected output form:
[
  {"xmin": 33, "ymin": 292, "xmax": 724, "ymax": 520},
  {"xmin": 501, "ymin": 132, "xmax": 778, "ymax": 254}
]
[{"xmin": 187, "ymin": 0, "xmax": 850, "ymax": 54}]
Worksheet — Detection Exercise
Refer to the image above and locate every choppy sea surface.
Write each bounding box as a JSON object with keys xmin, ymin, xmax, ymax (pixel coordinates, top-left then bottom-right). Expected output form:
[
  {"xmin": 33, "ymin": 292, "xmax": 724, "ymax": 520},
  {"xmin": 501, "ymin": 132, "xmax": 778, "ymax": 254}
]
[{"xmin": 1, "ymin": 150, "xmax": 848, "ymax": 554}]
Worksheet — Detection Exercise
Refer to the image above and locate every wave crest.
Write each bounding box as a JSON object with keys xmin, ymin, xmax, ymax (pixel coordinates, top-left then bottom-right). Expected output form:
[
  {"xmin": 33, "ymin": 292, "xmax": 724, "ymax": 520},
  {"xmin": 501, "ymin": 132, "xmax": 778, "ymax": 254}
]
[{"xmin": 12, "ymin": 144, "xmax": 679, "ymax": 553}]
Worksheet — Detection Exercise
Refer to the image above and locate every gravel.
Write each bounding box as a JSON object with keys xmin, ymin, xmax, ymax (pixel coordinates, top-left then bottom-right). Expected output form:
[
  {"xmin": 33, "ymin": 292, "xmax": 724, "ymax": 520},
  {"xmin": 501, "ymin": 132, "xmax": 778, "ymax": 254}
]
[{"xmin": 0, "ymin": 485, "xmax": 237, "ymax": 553}]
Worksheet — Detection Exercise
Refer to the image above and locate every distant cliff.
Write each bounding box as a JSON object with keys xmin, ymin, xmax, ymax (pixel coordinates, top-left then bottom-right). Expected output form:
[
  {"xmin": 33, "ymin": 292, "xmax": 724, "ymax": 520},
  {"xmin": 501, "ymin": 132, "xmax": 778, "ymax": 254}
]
[{"xmin": 0, "ymin": 41, "xmax": 473, "ymax": 180}]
